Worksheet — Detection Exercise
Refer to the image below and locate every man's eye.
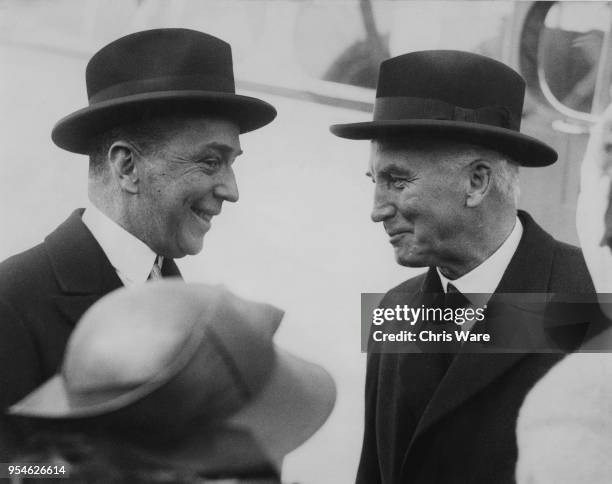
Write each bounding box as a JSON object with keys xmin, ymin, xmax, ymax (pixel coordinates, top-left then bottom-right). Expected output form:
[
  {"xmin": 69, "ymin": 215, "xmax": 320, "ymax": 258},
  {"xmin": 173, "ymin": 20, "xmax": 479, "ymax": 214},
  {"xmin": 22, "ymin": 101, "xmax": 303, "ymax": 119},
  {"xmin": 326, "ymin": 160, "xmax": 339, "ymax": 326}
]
[
  {"xmin": 388, "ymin": 176, "xmax": 410, "ymax": 189},
  {"xmin": 199, "ymin": 158, "xmax": 221, "ymax": 171}
]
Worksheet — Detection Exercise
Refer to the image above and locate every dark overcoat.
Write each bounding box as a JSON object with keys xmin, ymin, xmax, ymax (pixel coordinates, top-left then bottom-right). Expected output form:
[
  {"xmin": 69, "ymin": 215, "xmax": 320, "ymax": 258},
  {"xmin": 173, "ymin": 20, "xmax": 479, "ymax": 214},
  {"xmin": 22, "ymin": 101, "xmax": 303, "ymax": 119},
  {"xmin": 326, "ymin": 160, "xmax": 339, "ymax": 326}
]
[
  {"xmin": 0, "ymin": 209, "xmax": 180, "ymax": 459},
  {"xmin": 356, "ymin": 211, "xmax": 597, "ymax": 484}
]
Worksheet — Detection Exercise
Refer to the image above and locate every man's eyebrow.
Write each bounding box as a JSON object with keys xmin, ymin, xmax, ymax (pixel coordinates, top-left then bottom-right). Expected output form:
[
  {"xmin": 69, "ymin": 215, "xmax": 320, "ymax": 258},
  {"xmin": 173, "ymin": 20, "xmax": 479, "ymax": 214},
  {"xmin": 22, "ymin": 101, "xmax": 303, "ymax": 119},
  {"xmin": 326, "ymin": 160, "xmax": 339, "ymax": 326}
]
[
  {"xmin": 204, "ymin": 142, "xmax": 243, "ymax": 157},
  {"xmin": 378, "ymin": 162, "xmax": 415, "ymax": 177}
]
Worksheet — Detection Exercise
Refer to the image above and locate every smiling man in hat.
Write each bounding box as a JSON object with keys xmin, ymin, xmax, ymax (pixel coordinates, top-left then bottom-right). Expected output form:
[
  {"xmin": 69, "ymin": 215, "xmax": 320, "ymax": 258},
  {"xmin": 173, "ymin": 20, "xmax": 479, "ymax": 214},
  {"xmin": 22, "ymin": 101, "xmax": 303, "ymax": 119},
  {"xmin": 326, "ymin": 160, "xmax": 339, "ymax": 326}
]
[
  {"xmin": 0, "ymin": 28, "xmax": 276, "ymax": 459},
  {"xmin": 331, "ymin": 51, "xmax": 596, "ymax": 483}
]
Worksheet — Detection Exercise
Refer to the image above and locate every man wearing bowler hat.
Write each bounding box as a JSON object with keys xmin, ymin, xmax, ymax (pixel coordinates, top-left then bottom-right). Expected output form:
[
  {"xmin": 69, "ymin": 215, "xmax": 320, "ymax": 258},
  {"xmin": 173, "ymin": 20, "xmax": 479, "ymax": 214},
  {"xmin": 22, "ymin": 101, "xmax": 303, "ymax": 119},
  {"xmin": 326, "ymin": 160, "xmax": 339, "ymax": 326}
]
[
  {"xmin": 0, "ymin": 28, "xmax": 276, "ymax": 459},
  {"xmin": 331, "ymin": 51, "xmax": 596, "ymax": 483}
]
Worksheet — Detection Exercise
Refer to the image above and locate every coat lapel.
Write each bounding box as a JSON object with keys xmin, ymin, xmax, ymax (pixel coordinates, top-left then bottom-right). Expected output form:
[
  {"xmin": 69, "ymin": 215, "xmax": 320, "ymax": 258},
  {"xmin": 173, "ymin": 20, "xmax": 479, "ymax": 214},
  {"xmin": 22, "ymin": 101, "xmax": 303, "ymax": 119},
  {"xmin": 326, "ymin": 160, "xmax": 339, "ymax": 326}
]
[
  {"xmin": 51, "ymin": 294, "xmax": 108, "ymax": 326},
  {"xmin": 408, "ymin": 211, "xmax": 560, "ymax": 445},
  {"xmin": 45, "ymin": 209, "xmax": 123, "ymax": 326}
]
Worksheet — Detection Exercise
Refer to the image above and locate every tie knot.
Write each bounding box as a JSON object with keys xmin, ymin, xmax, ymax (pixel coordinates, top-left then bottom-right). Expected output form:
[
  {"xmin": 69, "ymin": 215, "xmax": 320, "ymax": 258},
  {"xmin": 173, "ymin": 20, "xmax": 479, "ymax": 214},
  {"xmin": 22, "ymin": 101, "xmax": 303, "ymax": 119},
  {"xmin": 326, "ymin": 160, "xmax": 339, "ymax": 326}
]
[
  {"xmin": 444, "ymin": 283, "xmax": 470, "ymax": 309},
  {"xmin": 446, "ymin": 283, "xmax": 460, "ymax": 294},
  {"xmin": 148, "ymin": 255, "xmax": 164, "ymax": 281}
]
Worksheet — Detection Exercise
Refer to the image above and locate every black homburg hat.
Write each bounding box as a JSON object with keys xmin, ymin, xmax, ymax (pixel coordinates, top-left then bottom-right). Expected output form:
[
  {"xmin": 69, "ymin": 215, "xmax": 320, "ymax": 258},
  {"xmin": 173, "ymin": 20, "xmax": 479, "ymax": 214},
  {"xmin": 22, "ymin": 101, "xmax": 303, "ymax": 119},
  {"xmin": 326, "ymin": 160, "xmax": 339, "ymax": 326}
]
[
  {"xmin": 330, "ymin": 50, "xmax": 557, "ymax": 166},
  {"xmin": 52, "ymin": 28, "xmax": 277, "ymax": 154}
]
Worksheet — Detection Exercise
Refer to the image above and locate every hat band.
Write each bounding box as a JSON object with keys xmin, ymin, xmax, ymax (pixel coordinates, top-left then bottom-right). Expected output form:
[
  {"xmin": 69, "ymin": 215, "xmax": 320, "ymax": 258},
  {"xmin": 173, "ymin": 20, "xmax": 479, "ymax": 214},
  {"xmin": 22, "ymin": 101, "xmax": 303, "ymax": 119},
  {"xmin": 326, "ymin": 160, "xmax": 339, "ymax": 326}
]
[
  {"xmin": 89, "ymin": 74, "xmax": 236, "ymax": 104},
  {"xmin": 373, "ymin": 96, "xmax": 517, "ymax": 130}
]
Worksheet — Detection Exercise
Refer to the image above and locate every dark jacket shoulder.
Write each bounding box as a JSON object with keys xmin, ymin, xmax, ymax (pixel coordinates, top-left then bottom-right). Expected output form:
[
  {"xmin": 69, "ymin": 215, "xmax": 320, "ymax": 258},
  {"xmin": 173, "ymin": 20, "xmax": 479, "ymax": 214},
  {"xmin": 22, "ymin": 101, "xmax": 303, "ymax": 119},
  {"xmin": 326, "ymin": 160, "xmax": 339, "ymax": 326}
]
[
  {"xmin": 547, "ymin": 238, "xmax": 593, "ymax": 293},
  {"xmin": 380, "ymin": 271, "xmax": 428, "ymax": 307},
  {"xmin": 0, "ymin": 242, "xmax": 57, "ymax": 306},
  {"xmin": 388, "ymin": 272, "xmax": 427, "ymax": 294}
]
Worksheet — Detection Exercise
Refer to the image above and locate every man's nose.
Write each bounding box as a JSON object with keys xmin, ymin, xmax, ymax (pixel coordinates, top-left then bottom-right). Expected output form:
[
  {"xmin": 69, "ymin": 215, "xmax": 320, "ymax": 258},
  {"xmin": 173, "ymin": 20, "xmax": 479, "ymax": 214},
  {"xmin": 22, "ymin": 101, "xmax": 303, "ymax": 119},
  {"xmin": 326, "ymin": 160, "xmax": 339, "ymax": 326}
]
[
  {"xmin": 214, "ymin": 167, "xmax": 239, "ymax": 203},
  {"xmin": 371, "ymin": 187, "xmax": 395, "ymax": 223}
]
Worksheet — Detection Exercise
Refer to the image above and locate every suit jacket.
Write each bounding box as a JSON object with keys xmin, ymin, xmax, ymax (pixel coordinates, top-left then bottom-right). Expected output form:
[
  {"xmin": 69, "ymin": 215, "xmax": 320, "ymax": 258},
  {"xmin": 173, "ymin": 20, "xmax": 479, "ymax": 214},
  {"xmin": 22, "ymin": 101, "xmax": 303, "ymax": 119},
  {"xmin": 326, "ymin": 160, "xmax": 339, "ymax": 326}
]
[
  {"xmin": 0, "ymin": 209, "xmax": 181, "ymax": 459},
  {"xmin": 356, "ymin": 211, "xmax": 597, "ymax": 484}
]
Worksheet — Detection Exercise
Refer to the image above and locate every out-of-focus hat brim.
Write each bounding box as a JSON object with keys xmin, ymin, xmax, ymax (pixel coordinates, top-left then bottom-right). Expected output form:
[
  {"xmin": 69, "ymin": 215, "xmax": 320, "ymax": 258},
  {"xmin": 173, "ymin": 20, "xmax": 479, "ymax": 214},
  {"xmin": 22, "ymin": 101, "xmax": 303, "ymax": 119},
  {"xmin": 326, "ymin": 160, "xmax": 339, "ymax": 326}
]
[
  {"xmin": 9, "ymin": 326, "xmax": 335, "ymax": 475},
  {"xmin": 229, "ymin": 347, "xmax": 336, "ymax": 466},
  {"xmin": 52, "ymin": 90, "xmax": 277, "ymax": 154},
  {"xmin": 330, "ymin": 119, "xmax": 558, "ymax": 167}
]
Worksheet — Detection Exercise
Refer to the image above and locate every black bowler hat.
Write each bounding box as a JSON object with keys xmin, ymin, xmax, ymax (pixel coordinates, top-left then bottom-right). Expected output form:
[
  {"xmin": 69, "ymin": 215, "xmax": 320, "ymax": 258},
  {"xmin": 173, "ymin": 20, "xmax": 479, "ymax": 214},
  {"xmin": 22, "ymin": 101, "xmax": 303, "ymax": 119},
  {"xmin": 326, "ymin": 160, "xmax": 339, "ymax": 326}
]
[
  {"xmin": 330, "ymin": 50, "xmax": 557, "ymax": 166},
  {"xmin": 52, "ymin": 28, "xmax": 277, "ymax": 154}
]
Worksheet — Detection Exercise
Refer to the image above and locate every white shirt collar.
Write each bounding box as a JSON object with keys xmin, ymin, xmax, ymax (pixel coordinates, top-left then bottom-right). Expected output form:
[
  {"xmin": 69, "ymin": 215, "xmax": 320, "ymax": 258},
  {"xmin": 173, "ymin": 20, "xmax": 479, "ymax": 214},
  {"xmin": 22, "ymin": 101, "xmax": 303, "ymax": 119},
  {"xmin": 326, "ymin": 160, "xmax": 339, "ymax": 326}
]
[
  {"xmin": 437, "ymin": 216, "xmax": 523, "ymax": 304},
  {"xmin": 82, "ymin": 202, "xmax": 159, "ymax": 286}
]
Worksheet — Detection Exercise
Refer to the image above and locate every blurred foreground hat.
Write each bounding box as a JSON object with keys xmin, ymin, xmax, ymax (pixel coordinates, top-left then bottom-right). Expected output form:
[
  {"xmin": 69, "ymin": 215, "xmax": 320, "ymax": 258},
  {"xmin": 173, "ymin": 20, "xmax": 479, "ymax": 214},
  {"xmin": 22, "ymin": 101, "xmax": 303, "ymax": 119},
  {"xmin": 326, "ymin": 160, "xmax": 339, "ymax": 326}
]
[
  {"xmin": 9, "ymin": 282, "xmax": 335, "ymax": 476},
  {"xmin": 330, "ymin": 50, "xmax": 557, "ymax": 166},
  {"xmin": 52, "ymin": 28, "xmax": 277, "ymax": 154}
]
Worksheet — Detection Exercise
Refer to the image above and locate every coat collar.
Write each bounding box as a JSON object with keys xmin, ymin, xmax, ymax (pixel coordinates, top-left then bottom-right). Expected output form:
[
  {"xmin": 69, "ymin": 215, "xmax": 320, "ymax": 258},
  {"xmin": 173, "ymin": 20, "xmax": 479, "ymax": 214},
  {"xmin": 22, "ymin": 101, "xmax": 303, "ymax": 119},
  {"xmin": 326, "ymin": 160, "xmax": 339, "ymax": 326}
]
[
  {"xmin": 44, "ymin": 209, "xmax": 123, "ymax": 295},
  {"xmin": 407, "ymin": 211, "xmax": 565, "ymax": 450},
  {"xmin": 494, "ymin": 210, "xmax": 556, "ymax": 293},
  {"xmin": 417, "ymin": 210, "xmax": 554, "ymax": 294}
]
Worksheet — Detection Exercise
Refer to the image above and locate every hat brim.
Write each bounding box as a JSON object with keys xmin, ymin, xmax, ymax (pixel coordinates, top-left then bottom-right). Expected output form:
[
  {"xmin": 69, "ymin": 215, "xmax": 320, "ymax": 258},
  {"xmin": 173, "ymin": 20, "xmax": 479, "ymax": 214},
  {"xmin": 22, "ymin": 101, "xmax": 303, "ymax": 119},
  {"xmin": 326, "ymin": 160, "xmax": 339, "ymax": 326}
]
[
  {"xmin": 228, "ymin": 347, "xmax": 336, "ymax": 468},
  {"xmin": 330, "ymin": 119, "xmax": 558, "ymax": 167},
  {"xmin": 9, "ymin": 340, "xmax": 335, "ymax": 475},
  {"xmin": 52, "ymin": 90, "xmax": 277, "ymax": 154},
  {"xmin": 125, "ymin": 348, "xmax": 336, "ymax": 475},
  {"xmin": 9, "ymin": 375, "xmax": 280, "ymax": 477}
]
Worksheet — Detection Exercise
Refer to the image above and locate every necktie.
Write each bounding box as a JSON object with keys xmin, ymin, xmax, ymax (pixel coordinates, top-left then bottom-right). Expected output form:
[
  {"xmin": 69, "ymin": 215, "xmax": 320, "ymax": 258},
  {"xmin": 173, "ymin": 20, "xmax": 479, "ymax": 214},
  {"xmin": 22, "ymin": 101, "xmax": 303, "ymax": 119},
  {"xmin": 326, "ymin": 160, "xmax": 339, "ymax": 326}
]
[
  {"xmin": 148, "ymin": 255, "xmax": 163, "ymax": 281},
  {"xmin": 445, "ymin": 283, "xmax": 475, "ymax": 330},
  {"xmin": 441, "ymin": 283, "xmax": 472, "ymax": 362},
  {"xmin": 445, "ymin": 282, "xmax": 471, "ymax": 308}
]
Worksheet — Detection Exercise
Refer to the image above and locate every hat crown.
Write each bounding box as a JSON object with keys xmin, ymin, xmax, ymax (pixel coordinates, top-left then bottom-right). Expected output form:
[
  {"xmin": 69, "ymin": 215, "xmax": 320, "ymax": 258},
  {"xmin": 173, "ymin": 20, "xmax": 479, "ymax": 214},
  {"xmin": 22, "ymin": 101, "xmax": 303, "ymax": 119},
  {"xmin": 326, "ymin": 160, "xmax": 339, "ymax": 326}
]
[
  {"xmin": 61, "ymin": 283, "xmax": 279, "ymax": 421},
  {"xmin": 86, "ymin": 28, "xmax": 235, "ymax": 104},
  {"xmin": 329, "ymin": 50, "xmax": 558, "ymax": 166},
  {"xmin": 52, "ymin": 28, "xmax": 277, "ymax": 153},
  {"xmin": 376, "ymin": 50, "xmax": 525, "ymax": 118}
]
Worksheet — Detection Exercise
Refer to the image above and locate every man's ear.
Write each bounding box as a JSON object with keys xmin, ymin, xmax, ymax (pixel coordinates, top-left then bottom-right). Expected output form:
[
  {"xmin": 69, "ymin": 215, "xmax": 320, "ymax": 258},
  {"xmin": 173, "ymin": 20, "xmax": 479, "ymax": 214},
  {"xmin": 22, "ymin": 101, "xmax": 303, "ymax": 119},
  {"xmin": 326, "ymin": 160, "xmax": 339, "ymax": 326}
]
[
  {"xmin": 108, "ymin": 141, "xmax": 139, "ymax": 194},
  {"xmin": 465, "ymin": 159, "xmax": 492, "ymax": 207}
]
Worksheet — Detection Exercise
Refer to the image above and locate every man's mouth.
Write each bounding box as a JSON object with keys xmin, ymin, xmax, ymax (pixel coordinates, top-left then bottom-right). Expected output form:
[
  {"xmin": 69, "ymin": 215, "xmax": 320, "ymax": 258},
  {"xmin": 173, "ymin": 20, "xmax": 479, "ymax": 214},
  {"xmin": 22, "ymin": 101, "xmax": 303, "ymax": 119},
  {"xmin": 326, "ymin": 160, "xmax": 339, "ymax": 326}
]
[
  {"xmin": 191, "ymin": 207, "xmax": 213, "ymax": 223},
  {"xmin": 386, "ymin": 229, "xmax": 412, "ymax": 244}
]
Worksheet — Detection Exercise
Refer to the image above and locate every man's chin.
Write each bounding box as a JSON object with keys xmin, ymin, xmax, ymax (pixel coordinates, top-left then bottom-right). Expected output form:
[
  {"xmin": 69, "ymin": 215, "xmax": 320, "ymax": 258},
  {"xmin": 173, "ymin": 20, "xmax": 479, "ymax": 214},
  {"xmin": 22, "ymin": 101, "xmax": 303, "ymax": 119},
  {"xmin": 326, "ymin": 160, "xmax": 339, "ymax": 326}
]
[
  {"xmin": 394, "ymin": 248, "xmax": 428, "ymax": 268},
  {"xmin": 181, "ymin": 242, "xmax": 205, "ymax": 258},
  {"xmin": 174, "ymin": 235, "xmax": 206, "ymax": 258}
]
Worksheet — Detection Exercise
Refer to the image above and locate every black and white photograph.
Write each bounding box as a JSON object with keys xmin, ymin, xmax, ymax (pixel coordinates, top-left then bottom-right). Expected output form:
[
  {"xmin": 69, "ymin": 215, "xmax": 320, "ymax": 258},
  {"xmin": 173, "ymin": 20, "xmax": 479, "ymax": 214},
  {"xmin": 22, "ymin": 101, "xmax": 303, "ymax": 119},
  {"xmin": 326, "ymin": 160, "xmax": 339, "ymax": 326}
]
[{"xmin": 1, "ymin": 1, "xmax": 612, "ymax": 483}]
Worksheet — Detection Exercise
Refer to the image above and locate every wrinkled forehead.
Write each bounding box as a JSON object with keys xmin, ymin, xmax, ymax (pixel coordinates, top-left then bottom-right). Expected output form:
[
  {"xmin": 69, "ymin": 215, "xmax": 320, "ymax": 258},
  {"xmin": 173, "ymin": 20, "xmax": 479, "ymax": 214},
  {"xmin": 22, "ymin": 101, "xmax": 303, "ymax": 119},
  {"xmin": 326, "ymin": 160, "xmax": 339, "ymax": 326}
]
[
  {"xmin": 370, "ymin": 135, "xmax": 479, "ymax": 154},
  {"xmin": 162, "ymin": 115, "xmax": 242, "ymax": 154},
  {"xmin": 368, "ymin": 136, "xmax": 471, "ymax": 172}
]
